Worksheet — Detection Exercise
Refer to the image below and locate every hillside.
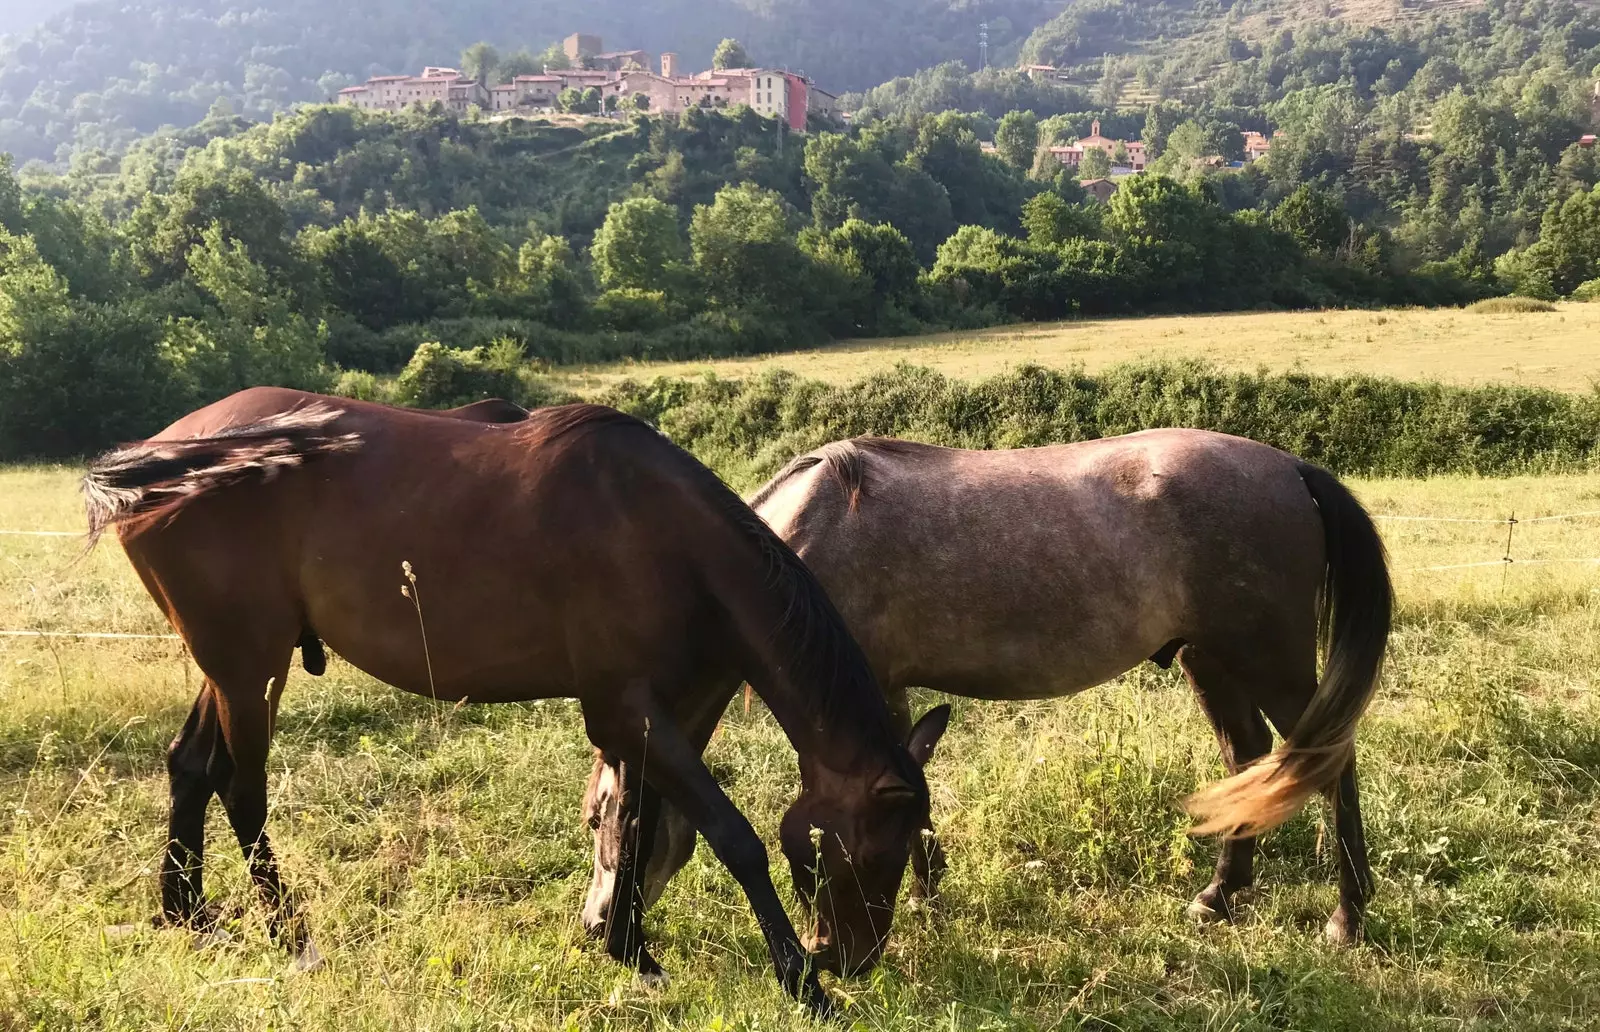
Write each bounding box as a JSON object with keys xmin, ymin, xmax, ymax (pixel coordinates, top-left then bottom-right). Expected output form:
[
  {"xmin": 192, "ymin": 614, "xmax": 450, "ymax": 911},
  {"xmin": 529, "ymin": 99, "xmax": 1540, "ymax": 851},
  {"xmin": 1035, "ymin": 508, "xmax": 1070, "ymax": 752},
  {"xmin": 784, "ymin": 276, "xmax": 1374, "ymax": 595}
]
[{"xmin": 0, "ymin": 0, "xmax": 1049, "ymax": 164}]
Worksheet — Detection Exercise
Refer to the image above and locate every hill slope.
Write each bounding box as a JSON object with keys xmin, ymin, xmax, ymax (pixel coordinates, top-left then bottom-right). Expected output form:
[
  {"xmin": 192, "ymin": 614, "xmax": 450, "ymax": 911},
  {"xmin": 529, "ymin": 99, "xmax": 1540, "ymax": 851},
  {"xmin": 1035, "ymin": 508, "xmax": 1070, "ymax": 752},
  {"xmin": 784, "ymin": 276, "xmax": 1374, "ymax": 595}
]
[{"xmin": 0, "ymin": 0, "xmax": 1049, "ymax": 163}]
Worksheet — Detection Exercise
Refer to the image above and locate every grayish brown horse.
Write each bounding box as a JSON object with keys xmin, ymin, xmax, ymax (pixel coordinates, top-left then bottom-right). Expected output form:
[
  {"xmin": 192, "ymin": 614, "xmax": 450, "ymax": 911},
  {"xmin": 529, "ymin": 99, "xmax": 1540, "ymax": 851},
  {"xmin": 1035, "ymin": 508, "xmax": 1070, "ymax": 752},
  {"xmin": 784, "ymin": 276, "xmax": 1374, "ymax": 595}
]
[{"xmin": 586, "ymin": 428, "xmax": 1392, "ymax": 946}]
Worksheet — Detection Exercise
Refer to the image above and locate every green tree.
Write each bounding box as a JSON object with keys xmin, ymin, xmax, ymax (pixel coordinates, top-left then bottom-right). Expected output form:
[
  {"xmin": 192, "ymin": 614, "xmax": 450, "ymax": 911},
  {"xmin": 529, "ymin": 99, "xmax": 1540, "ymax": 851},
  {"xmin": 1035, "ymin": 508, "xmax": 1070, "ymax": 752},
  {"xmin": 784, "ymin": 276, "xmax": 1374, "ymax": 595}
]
[
  {"xmin": 0, "ymin": 228, "xmax": 173, "ymax": 458},
  {"xmin": 1270, "ymin": 184, "xmax": 1348, "ymax": 257},
  {"xmin": 1021, "ymin": 192, "xmax": 1098, "ymax": 247},
  {"xmin": 497, "ymin": 50, "xmax": 542, "ymax": 83},
  {"xmin": 1077, "ymin": 147, "xmax": 1112, "ymax": 180},
  {"xmin": 713, "ymin": 38, "xmax": 751, "ymax": 70},
  {"xmin": 811, "ymin": 219, "xmax": 920, "ymax": 302},
  {"xmin": 129, "ymin": 168, "xmax": 299, "ymax": 286},
  {"xmin": 691, "ymin": 183, "xmax": 799, "ymax": 307},
  {"xmin": 168, "ymin": 224, "xmax": 328, "ymax": 397},
  {"xmin": 1142, "ymin": 103, "xmax": 1182, "ymax": 158},
  {"xmin": 537, "ymin": 42, "xmax": 573, "ymax": 71},
  {"xmin": 994, "ymin": 110, "xmax": 1039, "ymax": 171},
  {"xmin": 461, "ymin": 43, "xmax": 501, "ymax": 87},
  {"xmin": 1496, "ymin": 184, "xmax": 1600, "ymax": 297},
  {"xmin": 591, "ymin": 197, "xmax": 689, "ymax": 294}
]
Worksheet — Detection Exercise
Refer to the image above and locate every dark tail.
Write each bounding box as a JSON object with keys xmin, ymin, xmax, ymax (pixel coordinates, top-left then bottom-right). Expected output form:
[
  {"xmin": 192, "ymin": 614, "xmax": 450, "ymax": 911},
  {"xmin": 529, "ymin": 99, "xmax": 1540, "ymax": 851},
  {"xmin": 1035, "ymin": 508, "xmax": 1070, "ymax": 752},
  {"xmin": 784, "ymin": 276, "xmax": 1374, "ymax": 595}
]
[
  {"xmin": 82, "ymin": 404, "xmax": 361, "ymax": 549},
  {"xmin": 1187, "ymin": 460, "xmax": 1393, "ymax": 838}
]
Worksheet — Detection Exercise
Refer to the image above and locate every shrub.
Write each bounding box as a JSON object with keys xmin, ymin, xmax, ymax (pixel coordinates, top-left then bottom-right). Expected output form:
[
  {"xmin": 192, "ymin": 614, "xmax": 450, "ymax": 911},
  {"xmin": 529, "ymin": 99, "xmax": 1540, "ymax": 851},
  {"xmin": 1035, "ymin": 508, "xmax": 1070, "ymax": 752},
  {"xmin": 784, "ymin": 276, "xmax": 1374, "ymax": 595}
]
[
  {"xmin": 1571, "ymin": 278, "xmax": 1600, "ymax": 302},
  {"xmin": 392, "ymin": 339, "xmax": 525, "ymax": 409},
  {"xmin": 601, "ymin": 361, "xmax": 1600, "ymax": 492},
  {"xmin": 1465, "ymin": 297, "xmax": 1558, "ymax": 314},
  {"xmin": 591, "ymin": 288, "xmax": 674, "ymax": 332},
  {"xmin": 330, "ymin": 369, "xmax": 389, "ymax": 403}
]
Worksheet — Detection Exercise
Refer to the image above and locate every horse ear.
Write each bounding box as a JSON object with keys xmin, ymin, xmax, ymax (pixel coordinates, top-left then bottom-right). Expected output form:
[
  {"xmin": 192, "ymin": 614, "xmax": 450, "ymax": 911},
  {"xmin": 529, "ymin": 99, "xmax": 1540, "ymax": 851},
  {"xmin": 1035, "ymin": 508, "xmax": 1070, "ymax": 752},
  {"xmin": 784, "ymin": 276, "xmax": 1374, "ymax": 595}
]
[{"xmin": 906, "ymin": 704, "xmax": 951, "ymax": 767}]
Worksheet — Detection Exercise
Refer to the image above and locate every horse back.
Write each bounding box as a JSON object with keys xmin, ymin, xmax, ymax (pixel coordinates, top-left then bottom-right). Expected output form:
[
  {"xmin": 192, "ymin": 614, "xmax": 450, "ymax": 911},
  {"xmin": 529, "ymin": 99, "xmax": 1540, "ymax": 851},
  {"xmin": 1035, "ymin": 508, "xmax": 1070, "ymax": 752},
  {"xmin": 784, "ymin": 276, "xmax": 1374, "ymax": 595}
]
[{"xmin": 751, "ymin": 430, "xmax": 1327, "ymax": 697}]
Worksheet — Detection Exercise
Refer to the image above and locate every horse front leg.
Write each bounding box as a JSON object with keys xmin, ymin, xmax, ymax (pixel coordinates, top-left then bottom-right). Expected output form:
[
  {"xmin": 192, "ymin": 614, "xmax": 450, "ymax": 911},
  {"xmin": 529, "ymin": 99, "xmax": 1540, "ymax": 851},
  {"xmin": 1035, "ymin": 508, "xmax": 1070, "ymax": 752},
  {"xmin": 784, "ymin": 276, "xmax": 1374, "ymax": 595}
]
[
  {"xmin": 600, "ymin": 751, "xmax": 665, "ymax": 979},
  {"xmin": 583, "ymin": 695, "xmax": 830, "ymax": 1016}
]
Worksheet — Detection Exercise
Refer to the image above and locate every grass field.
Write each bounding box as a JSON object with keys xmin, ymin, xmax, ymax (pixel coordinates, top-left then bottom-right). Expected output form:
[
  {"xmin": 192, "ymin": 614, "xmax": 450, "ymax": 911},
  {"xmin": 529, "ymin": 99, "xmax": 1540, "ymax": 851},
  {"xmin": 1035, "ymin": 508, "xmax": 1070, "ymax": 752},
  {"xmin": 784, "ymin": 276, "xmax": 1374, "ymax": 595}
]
[
  {"xmin": 2, "ymin": 460, "xmax": 1598, "ymax": 1030},
  {"xmin": 553, "ymin": 304, "xmax": 1600, "ymax": 396}
]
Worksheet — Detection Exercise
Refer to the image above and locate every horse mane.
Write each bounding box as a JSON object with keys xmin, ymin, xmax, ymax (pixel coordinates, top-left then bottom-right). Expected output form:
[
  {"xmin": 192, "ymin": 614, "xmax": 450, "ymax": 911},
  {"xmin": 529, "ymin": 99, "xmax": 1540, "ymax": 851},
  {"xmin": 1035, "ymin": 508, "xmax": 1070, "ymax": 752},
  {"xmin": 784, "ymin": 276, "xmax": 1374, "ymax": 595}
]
[
  {"xmin": 82, "ymin": 405, "xmax": 361, "ymax": 548},
  {"xmin": 596, "ymin": 418, "xmax": 909, "ymax": 767},
  {"xmin": 747, "ymin": 437, "xmax": 920, "ymax": 513},
  {"xmin": 513, "ymin": 403, "xmax": 643, "ymax": 448}
]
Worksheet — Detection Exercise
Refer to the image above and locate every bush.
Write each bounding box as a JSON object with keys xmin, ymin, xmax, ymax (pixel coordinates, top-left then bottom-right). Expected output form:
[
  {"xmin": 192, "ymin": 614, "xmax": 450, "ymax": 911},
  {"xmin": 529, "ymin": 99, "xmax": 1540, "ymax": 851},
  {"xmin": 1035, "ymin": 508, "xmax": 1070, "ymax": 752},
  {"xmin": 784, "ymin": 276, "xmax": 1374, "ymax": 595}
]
[
  {"xmin": 1465, "ymin": 297, "xmax": 1558, "ymax": 314},
  {"xmin": 330, "ymin": 369, "xmax": 389, "ymax": 403},
  {"xmin": 600, "ymin": 361, "xmax": 1600, "ymax": 492},
  {"xmin": 591, "ymin": 288, "xmax": 674, "ymax": 332},
  {"xmin": 392, "ymin": 339, "xmax": 526, "ymax": 409},
  {"xmin": 1571, "ymin": 278, "xmax": 1600, "ymax": 302},
  {"xmin": 0, "ymin": 303, "xmax": 183, "ymax": 458}
]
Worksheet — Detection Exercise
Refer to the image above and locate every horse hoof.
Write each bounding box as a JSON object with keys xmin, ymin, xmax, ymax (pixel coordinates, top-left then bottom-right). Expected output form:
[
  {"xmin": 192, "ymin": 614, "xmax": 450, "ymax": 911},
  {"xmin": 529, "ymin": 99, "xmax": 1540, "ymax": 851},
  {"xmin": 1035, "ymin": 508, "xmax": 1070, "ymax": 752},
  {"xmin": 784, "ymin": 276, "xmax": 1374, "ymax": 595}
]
[
  {"xmin": 1186, "ymin": 897, "xmax": 1228, "ymax": 925},
  {"xmin": 1324, "ymin": 910, "xmax": 1362, "ymax": 947},
  {"xmin": 291, "ymin": 938, "xmax": 326, "ymax": 974},
  {"xmin": 637, "ymin": 968, "xmax": 669, "ymax": 990}
]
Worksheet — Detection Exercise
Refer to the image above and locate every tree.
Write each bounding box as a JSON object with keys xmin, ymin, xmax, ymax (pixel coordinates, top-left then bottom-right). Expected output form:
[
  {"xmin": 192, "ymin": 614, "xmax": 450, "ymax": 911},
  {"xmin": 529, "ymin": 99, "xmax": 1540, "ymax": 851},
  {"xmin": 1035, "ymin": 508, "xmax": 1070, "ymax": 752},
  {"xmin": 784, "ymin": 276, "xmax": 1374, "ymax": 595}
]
[
  {"xmin": 691, "ymin": 183, "xmax": 799, "ymax": 307},
  {"xmin": 1270, "ymin": 184, "xmax": 1348, "ymax": 257},
  {"xmin": 461, "ymin": 43, "xmax": 501, "ymax": 87},
  {"xmin": 811, "ymin": 219, "xmax": 920, "ymax": 301},
  {"xmin": 591, "ymin": 197, "xmax": 688, "ymax": 294},
  {"xmin": 713, "ymin": 38, "xmax": 751, "ymax": 70},
  {"xmin": 497, "ymin": 50, "xmax": 542, "ymax": 83},
  {"xmin": 994, "ymin": 110, "xmax": 1039, "ymax": 171},
  {"xmin": 1077, "ymin": 148, "xmax": 1112, "ymax": 180},
  {"xmin": 1496, "ymin": 184, "xmax": 1600, "ymax": 297},
  {"xmin": 1142, "ymin": 103, "xmax": 1182, "ymax": 158},
  {"xmin": 1021, "ymin": 192, "xmax": 1098, "ymax": 247},
  {"xmin": 536, "ymin": 42, "xmax": 573, "ymax": 71}
]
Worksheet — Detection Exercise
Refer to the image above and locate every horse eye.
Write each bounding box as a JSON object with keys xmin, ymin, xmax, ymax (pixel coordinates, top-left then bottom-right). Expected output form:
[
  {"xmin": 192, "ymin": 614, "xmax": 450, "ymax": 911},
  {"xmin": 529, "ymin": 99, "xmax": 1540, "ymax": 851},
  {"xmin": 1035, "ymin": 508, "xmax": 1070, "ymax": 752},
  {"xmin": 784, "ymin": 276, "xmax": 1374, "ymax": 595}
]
[{"xmin": 586, "ymin": 812, "xmax": 601, "ymax": 831}]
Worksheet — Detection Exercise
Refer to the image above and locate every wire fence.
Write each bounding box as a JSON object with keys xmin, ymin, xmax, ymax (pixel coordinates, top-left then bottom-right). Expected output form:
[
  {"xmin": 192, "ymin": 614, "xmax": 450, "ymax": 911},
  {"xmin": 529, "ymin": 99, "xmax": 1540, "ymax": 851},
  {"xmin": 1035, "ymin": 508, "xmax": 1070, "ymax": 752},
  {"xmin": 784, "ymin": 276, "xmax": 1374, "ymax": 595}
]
[
  {"xmin": 2, "ymin": 507, "xmax": 1598, "ymax": 641},
  {"xmin": 1371, "ymin": 508, "xmax": 1600, "ymax": 573}
]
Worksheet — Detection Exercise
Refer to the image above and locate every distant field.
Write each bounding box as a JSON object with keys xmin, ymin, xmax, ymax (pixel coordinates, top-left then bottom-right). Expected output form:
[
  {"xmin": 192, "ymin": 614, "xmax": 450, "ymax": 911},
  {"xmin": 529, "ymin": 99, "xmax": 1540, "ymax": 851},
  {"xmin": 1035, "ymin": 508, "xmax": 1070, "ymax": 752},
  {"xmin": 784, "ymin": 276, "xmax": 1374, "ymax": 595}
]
[
  {"xmin": 3, "ymin": 465, "xmax": 1599, "ymax": 1029},
  {"xmin": 555, "ymin": 304, "xmax": 1600, "ymax": 394}
]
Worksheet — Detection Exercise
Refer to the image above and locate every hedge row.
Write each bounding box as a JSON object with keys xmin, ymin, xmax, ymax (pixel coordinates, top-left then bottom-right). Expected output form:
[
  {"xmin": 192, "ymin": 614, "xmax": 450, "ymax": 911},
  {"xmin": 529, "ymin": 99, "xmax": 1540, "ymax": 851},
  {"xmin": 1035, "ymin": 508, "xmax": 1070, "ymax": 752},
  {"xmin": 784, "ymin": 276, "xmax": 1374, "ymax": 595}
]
[{"xmin": 598, "ymin": 361, "xmax": 1600, "ymax": 492}]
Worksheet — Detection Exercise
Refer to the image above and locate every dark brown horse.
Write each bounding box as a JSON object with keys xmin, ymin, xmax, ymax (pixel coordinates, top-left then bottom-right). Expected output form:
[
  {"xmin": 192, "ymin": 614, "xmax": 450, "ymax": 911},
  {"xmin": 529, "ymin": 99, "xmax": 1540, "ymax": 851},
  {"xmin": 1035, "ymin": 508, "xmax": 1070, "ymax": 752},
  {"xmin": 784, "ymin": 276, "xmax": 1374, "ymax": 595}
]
[
  {"xmin": 82, "ymin": 387, "xmax": 947, "ymax": 1010},
  {"xmin": 586, "ymin": 429, "xmax": 1392, "ymax": 947}
]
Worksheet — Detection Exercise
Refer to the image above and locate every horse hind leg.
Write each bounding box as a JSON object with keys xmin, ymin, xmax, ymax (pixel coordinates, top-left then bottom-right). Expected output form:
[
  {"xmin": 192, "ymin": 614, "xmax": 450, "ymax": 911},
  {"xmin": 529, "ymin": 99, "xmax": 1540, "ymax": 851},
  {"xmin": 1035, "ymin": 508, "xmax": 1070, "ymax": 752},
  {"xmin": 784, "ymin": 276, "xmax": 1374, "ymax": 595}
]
[
  {"xmin": 1320, "ymin": 760, "xmax": 1371, "ymax": 945},
  {"xmin": 184, "ymin": 614, "xmax": 318, "ymax": 969},
  {"xmin": 1250, "ymin": 665, "xmax": 1372, "ymax": 946},
  {"xmin": 161, "ymin": 684, "xmax": 226, "ymax": 928},
  {"xmin": 1178, "ymin": 645, "xmax": 1273, "ymax": 926}
]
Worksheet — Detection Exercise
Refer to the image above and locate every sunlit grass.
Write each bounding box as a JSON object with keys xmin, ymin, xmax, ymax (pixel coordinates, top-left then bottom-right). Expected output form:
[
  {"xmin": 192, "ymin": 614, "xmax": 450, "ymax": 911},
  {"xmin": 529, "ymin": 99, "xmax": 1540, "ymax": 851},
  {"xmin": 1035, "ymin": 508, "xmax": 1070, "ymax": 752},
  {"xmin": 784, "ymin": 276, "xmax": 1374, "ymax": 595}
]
[
  {"xmin": 549, "ymin": 304, "xmax": 1600, "ymax": 397},
  {"xmin": 1, "ymin": 466, "xmax": 1598, "ymax": 1029}
]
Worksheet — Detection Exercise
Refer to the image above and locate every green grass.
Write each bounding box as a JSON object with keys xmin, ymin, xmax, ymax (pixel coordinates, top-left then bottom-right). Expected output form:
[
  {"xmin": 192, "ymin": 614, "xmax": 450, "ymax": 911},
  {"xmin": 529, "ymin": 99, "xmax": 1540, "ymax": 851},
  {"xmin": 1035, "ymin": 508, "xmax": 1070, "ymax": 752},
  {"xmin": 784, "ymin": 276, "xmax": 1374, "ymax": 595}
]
[{"xmin": 2, "ymin": 466, "xmax": 1599, "ymax": 1030}]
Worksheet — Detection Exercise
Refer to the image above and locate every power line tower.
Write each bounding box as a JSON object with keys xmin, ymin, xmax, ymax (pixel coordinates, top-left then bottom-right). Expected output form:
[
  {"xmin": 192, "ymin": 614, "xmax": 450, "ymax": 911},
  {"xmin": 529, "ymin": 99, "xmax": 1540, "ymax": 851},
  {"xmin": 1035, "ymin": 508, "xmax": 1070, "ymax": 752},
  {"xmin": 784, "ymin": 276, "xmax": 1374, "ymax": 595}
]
[{"xmin": 979, "ymin": 21, "xmax": 990, "ymax": 70}]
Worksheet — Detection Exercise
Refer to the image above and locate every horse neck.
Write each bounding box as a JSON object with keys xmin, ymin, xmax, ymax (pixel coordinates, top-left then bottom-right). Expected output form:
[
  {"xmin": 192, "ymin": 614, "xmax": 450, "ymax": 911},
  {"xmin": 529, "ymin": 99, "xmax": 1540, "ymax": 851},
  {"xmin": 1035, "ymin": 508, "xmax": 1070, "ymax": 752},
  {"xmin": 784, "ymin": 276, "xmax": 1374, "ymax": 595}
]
[
  {"xmin": 746, "ymin": 623, "xmax": 897, "ymax": 781},
  {"xmin": 713, "ymin": 532, "xmax": 900, "ymax": 780}
]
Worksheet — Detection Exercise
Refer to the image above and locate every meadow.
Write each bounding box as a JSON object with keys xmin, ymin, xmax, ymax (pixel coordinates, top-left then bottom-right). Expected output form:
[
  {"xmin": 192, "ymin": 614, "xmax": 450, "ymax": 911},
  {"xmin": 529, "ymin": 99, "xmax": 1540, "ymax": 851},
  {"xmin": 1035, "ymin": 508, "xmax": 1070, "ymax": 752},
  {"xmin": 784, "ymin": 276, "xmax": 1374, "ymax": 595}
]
[
  {"xmin": 553, "ymin": 305, "xmax": 1600, "ymax": 396},
  {"xmin": 2, "ymin": 452, "xmax": 1598, "ymax": 1029}
]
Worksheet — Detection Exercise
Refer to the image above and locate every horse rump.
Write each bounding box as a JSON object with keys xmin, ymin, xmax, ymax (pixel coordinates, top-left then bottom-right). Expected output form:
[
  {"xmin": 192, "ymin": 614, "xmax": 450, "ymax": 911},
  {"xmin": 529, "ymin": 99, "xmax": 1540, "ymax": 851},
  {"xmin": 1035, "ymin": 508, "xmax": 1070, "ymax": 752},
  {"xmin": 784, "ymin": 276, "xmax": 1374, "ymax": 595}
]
[
  {"xmin": 1185, "ymin": 459, "xmax": 1393, "ymax": 838},
  {"xmin": 82, "ymin": 404, "xmax": 361, "ymax": 547}
]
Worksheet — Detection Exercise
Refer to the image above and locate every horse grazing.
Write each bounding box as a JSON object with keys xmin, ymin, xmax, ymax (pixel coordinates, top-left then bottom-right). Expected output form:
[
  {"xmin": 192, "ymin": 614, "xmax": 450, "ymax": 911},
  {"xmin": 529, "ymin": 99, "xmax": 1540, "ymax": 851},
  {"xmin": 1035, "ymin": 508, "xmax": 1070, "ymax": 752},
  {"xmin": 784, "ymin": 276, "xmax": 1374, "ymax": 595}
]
[
  {"xmin": 82, "ymin": 387, "xmax": 945, "ymax": 1010},
  {"xmin": 585, "ymin": 429, "xmax": 1392, "ymax": 946}
]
